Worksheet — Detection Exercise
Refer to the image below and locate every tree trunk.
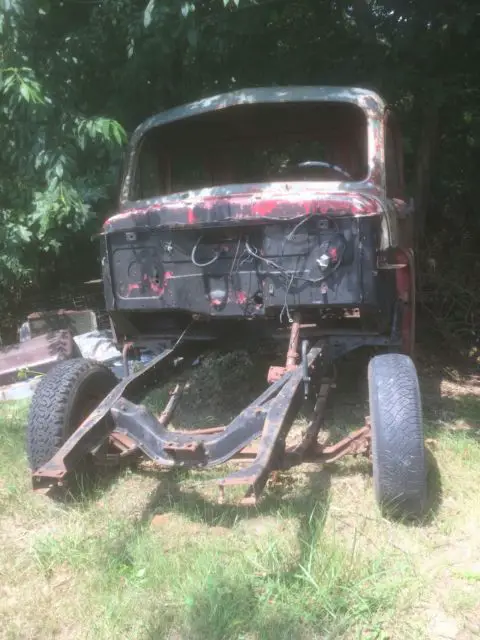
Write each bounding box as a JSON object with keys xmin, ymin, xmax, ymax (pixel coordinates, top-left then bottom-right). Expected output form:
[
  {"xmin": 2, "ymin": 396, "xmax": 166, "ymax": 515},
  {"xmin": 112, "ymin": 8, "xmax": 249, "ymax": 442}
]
[{"xmin": 414, "ymin": 102, "xmax": 439, "ymax": 244}]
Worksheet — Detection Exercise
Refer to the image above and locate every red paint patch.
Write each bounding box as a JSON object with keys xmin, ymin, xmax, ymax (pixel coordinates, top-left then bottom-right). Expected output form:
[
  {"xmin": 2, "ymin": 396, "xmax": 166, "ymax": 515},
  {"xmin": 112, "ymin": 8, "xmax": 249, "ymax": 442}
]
[
  {"xmin": 149, "ymin": 271, "xmax": 174, "ymax": 296},
  {"xmin": 104, "ymin": 190, "xmax": 384, "ymax": 232},
  {"xmin": 148, "ymin": 280, "xmax": 165, "ymax": 295},
  {"xmin": 127, "ymin": 271, "xmax": 174, "ymax": 297}
]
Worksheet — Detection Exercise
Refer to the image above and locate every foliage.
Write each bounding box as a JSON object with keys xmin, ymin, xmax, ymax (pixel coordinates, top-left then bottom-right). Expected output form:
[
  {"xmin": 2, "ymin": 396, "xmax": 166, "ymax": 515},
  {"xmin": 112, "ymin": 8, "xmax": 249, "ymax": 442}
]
[
  {"xmin": 0, "ymin": 1, "xmax": 127, "ymax": 303},
  {"xmin": 0, "ymin": 0, "xmax": 479, "ymax": 346}
]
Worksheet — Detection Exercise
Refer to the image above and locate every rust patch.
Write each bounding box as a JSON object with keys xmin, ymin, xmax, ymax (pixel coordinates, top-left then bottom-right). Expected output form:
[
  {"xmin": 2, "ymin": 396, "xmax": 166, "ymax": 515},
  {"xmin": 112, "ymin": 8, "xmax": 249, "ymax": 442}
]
[
  {"xmin": 308, "ymin": 424, "xmax": 371, "ymax": 464},
  {"xmin": 163, "ymin": 440, "xmax": 207, "ymax": 464}
]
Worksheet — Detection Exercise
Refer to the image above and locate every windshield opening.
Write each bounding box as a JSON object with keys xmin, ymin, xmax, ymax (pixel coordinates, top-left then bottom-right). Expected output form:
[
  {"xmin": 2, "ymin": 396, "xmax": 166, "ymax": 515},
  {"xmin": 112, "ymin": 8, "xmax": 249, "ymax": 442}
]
[{"xmin": 132, "ymin": 101, "xmax": 369, "ymax": 200}]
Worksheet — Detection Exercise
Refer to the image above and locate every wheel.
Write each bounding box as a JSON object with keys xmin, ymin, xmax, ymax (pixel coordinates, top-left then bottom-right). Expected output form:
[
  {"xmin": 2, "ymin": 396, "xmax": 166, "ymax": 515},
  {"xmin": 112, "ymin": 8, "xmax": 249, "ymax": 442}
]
[
  {"xmin": 368, "ymin": 353, "xmax": 427, "ymax": 519},
  {"xmin": 27, "ymin": 358, "xmax": 117, "ymax": 472}
]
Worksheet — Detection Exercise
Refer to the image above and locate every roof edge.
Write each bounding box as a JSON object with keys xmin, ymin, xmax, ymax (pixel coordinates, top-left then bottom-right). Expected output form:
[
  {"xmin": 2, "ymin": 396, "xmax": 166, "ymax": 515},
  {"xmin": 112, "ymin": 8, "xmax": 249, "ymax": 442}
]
[{"xmin": 130, "ymin": 85, "xmax": 386, "ymax": 145}]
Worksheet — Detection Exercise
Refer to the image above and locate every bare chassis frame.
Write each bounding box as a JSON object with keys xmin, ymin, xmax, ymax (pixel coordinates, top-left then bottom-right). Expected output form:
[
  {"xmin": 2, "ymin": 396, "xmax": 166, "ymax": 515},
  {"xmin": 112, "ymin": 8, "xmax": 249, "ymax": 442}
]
[{"xmin": 32, "ymin": 320, "xmax": 400, "ymax": 503}]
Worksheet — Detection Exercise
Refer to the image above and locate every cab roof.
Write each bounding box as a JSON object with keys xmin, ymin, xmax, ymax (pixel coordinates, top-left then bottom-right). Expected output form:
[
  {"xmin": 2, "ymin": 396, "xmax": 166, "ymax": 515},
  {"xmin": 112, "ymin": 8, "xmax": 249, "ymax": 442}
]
[{"xmin": 130, "ymin": 85, "xmax": 386, "ymax": 147}]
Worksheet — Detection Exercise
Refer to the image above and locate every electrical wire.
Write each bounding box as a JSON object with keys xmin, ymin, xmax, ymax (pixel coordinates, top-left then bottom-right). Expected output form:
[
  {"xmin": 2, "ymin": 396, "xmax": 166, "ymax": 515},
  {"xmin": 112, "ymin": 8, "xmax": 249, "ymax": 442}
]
[
  {"xmin": 191, "ymin": 235, "xmax": 221, "ymax": 267},
  {"xmin": 229, "ymin": 236, "xmax": 242, "ymax": 278},
  {"xmin": 285, "ymin": 215, "xmax": 311, "ymax": 242},
  {"xmin": 279, "ymin": 273, "xmax": 295, "ymax": 323},
  {"xmin": 244, "ymin": 218, "xmax": 345, "ymax": 322},
  {"xmin": 243, "ymin": 239, "xmax": 343, "ymax": 283},
  {"xmin": 186, "ymin": 217, "xmax": 344, "ymax": 323}
]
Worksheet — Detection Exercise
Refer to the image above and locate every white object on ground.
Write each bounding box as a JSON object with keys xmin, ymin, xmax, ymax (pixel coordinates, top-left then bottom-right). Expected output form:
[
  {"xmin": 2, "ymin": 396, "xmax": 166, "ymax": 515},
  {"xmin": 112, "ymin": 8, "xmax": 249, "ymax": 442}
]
[
  {"xmin": 0, "ymin": 378, "xmax": 41, "ymax": 402},
  {"xmin": 73, "ymin": 330, "xmax": 122, "ymax": 364}
]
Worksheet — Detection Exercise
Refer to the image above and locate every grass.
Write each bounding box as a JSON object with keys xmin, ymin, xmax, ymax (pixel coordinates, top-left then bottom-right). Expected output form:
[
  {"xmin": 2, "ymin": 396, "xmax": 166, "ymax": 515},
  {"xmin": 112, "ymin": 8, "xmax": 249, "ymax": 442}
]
[{"xmin": 0, "ymin": 350, "xmax": 479, "ymax": 639}]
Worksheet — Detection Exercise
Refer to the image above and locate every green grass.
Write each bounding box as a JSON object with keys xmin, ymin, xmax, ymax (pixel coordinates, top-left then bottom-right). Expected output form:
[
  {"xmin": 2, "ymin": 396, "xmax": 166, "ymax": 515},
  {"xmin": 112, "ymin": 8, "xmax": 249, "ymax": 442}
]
[{"xmin": 0, "ymin": 354, "xmax": 479, "ymax": 639}]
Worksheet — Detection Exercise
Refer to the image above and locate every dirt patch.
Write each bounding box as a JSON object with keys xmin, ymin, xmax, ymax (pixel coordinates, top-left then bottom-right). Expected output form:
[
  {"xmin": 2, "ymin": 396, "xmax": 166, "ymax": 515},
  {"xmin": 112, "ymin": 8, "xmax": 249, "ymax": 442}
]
[
  {"xmin": 150, "ymin": 511, "xmax": 232, "ymax": 540},
  {"xmin": 426, "ymin": 608, "xmax": 460, "ymax": 640}
]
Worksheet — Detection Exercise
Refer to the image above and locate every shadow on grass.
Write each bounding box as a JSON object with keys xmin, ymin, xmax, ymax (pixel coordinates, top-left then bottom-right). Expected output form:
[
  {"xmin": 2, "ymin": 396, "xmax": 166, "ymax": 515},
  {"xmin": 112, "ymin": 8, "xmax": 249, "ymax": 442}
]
[
  {"xmin": 139, "ymin": 463, "xmax": 331, "ymax": 529},
  {"xmin": 46, "ymin": 456, "xmax": 142, "ymax": 505},
  {"xmin": 417, "ymin": 338, "xmax": 480, "ymax": 442},
  {"xmin": 139, "ymin": 460, "xmax": 415, "ymax": 639},
  {"xmin": 425, "ymin": 393, "xmax": 480, "ymax": 440},
  {"xmin": 144, "ymin": 570, "xmax": 317, "ymax": 640},
  {"xmin": 424, "ymin": 448, "xmax": 443, "ymax": 523},
  {"xmin": 142, "ymin": 467, "xmax": 334, "ymax": 640}
]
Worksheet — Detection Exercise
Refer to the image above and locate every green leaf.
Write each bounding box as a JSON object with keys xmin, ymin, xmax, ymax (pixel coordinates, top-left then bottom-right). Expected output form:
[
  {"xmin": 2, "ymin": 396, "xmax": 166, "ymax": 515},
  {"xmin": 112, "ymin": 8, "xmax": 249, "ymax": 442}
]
[
  {"xmin": 112, "ymin": 125, "xmax": 123, "ymax": 145},
  {"xmin": 144, "ymin": 0, "xmax": 155, "ymax": 28},
  {"xmin": 86, "ymin": 120, "xmax": 96, "ymax": 139},
  {"xmin": 34, "ymin": 151, "xmax": 45, "ymax": 170},
  {"xmin": 101, "ymin": 118, "xmax": 111, "ymax": 139},
  {"xmin": 1, "ymin": 73, "xmax": 17, "ymax": 93},
  {"xmin": 181, "ymin": 2, "xmax": 191, "ymax": 17},
  {"xmin": 16, "ymin": 226, "xmax": 32, "ymax": 242},
  {"xmin": 19, "ymin": 82, "xmax": 31, "ymax": 102}
]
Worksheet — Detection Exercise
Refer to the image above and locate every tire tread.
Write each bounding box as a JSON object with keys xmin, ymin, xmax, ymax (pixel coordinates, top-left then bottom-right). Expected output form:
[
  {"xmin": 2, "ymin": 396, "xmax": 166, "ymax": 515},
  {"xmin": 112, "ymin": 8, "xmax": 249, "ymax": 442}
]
[
  {"xmin": 27, "ymin": 358, "xmax": 116, "ymax": 471},
  {"xmin": 368, "ymin": 353, "xmax": 426, "ymax": 518}
]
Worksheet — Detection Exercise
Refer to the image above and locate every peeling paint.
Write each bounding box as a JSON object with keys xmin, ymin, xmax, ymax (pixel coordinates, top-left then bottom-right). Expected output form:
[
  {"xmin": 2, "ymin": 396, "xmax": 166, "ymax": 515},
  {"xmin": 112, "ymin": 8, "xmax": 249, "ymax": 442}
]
[
  {"xmin": 235, "ymin": 291, "xmax": 248, "ymax": 305},
  {"xmin": 104, "ymin": 191, "xmax": 385, "ymax": 233},
  {"xmin": 125, "ymin": 271, "xmax": 173, "ymax": 298}
]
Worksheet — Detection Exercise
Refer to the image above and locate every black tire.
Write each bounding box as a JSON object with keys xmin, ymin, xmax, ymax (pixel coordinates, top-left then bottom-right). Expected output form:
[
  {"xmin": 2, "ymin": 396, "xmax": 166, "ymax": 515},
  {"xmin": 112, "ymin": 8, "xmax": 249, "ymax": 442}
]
[
  {"xmin": 368, "ymin": 353, "xmax": 427, "ymax": 519},
  {"xmin": 27, "ymin": 358, "xmax": 117, "ymax": 472}
]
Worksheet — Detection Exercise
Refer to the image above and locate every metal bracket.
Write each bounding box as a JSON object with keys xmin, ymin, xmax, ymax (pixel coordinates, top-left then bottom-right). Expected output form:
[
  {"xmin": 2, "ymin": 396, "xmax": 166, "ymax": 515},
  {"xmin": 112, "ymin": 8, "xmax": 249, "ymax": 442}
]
[
  {"xmin": 301, "ymin": 339, "xmax": 310, "ymax": 398},
  {"xmin": 216, "ymin": 344, "xmax": 323, "ymax": 503}
]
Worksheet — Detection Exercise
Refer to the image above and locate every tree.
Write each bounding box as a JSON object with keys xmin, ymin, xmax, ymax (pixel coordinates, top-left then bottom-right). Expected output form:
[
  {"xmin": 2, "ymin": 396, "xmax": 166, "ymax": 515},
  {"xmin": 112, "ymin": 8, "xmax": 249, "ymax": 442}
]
[{"xmin": 0, "ymin": 1, "xmax": 127, "ymax": 296}]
